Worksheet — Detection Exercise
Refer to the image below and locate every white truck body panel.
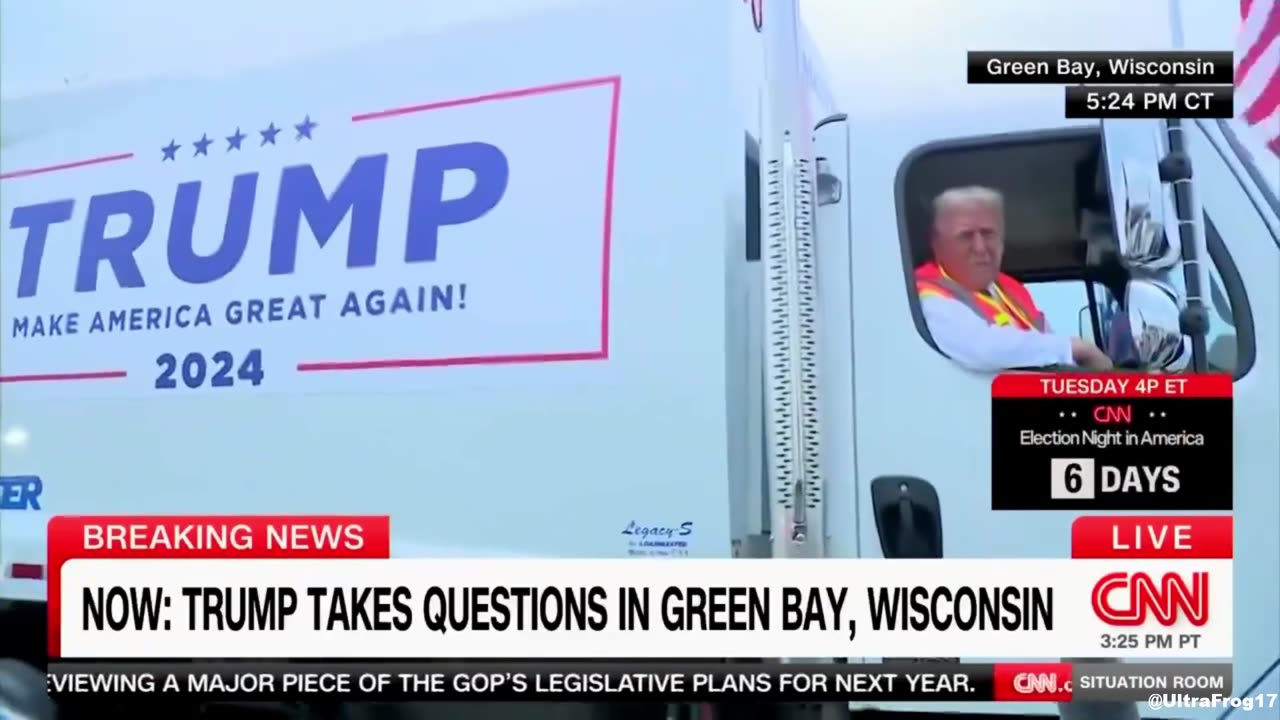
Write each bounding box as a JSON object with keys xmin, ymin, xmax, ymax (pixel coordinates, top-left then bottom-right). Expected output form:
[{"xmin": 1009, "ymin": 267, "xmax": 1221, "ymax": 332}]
[{"xmin": 1, "ymin": 0, "xmax": 743, "ymax": 570}]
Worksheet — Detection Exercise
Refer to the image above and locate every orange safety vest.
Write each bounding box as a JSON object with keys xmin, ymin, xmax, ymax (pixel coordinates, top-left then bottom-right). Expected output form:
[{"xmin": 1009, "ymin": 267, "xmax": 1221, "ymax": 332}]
[{"xmin": 915, "ymin": 260, "xmax": 1046, "ymax": 331}]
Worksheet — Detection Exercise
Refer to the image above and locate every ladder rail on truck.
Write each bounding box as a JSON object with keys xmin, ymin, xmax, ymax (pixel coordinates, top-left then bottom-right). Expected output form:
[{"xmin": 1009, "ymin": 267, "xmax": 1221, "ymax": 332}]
[{"xmin": 749, "ymin": 4, "xmax": 843, "ymax": 720}]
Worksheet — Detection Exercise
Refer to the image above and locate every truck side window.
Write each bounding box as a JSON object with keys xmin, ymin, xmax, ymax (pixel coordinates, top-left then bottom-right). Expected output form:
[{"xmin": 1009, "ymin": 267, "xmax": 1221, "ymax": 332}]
[
  {"xmin": 895, "ymin": 129, "xmax": 1256, "ymax": 377},
  {"xmin": 895, "ymin": 129, "xmax": 1111, "ymax": 368}
]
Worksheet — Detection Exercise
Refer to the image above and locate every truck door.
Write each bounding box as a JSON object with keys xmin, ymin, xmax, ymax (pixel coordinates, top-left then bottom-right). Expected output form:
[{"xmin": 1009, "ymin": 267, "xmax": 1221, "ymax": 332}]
[
  {"xmin": 843, "ymin": 113, "xmax": 1263, "ymax": 717},
  {"xmin": 842, "ymin": 127, "xmax": 1073, "ymax": 715}
]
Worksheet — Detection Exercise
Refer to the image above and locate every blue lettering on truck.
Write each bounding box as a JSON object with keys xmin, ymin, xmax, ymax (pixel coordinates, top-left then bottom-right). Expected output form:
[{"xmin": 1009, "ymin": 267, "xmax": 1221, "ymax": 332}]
[
  {"xmin": 0, "ymin": 475, "xmax": 42, "ymax": 510},
  {"xmin": 12, "ymin": 142, "xmax": 507, "ymax": 297},
  {"xmin": 7, "ymin": 142, "xmax": 507, "ymax": 389}
]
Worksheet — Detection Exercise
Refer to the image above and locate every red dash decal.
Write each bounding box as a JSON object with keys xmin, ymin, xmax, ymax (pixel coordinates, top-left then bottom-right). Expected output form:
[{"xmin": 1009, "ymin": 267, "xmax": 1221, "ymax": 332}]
[
  {"xmin": 0, "ymin": 370, "xmax": 128, "ymax": 383},
  {"xmin": 0, "ymin": 153, "xmax": 134, "ymax": 181}
]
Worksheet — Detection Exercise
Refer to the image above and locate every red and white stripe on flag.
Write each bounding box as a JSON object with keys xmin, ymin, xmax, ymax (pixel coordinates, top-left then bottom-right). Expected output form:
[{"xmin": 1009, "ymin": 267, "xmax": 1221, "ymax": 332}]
[{"xmin": 1237, "ymin": 0, "xmax": 1279, "ymax": 155}]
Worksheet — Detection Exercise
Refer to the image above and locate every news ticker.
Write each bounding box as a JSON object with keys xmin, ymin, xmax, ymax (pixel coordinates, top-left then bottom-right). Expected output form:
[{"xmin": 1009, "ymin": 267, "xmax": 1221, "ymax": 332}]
[
  {"xmin": 46, "ymin": 661, "xmax": 1234, "ymax": 704},
  {"xmin": 990, "ymin": 374, "xmax": 1232, "ymax": 511},
  {"xmin": 49, "ymin": 516, "xmax": 1232, "ymax": 660}
]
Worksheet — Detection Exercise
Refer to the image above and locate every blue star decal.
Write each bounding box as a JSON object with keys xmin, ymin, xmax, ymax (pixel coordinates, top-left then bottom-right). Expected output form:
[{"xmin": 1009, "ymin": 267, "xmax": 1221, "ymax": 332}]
[
  {"xmin": 193, "ymin": 134, "xmax": 213, "ymax": 156},
  {"xmin": 162, "ymin": 140, "xmax": 180, "ymax": 161},
  {"xmin": 226, "ymin": 128, "xmax": 245, "ymax": 151},
  {"xmin": 295, "ymin": 115, "xmax": 317, "ymax": 140},
  {"xmin": 260, "ymin": 122, "xmax": 281, "ymax": 146}
]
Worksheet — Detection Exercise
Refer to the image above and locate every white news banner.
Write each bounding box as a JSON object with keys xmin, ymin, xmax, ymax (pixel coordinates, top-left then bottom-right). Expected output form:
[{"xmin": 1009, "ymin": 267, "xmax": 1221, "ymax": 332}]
[{"xmin": 58, "ymin": 558, "xmax": 1232, "ymax": 659}]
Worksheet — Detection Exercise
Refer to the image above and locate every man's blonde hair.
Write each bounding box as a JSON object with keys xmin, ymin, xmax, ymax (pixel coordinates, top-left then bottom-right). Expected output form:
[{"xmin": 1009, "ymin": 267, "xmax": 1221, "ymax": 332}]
[{"xmin": 932, "ymin": 186, "xmax": 1004, "ymax": 222}]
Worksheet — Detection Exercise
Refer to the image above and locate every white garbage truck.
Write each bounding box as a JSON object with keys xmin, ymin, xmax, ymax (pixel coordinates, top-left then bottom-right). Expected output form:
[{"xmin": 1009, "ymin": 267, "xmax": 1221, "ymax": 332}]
[{"xmin": 2, "ymin": 1, "xmax": 1275, "ymax": 719}]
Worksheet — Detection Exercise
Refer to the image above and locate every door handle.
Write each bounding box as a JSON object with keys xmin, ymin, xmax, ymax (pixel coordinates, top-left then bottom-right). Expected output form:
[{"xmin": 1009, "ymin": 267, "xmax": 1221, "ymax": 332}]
[{"xmin": 870, "ymin": 476, "xmax": 943, "ymax": 559}]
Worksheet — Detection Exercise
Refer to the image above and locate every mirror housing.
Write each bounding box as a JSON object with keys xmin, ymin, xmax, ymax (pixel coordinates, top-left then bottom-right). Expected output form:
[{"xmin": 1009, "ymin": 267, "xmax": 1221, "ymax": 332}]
[
  {"xmin": 1123, "ymin": 279, "xmax": 1186, "ymax": 370},
  {"xmin": 1099, "ymin": 124, "xmax": 1180, "ymax": 272}
]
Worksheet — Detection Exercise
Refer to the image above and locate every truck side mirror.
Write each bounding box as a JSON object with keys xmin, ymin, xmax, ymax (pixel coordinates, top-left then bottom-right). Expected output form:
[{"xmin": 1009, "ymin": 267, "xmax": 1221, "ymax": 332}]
[{"xmin": 1124, "ymin": 278, "xmax": 1186, "ymax": 370}]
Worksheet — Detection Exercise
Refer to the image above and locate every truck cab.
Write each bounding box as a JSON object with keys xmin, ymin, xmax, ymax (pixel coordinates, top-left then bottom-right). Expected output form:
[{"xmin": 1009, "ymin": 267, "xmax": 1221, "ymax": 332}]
[{"xmin": 802, "ymin": 2, "xmax": 1278, "ymax": 718}]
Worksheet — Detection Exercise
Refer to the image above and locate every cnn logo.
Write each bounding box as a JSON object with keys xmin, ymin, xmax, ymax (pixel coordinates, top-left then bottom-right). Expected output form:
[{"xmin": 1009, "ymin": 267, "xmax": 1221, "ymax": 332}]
[
  {"xmin": 1091, "ymin": 571, "xmax": 1210, "ymax": 626},
  {"xmin": 1014, "ymin": 672, "xmax": 1071, "ymax": 695}
]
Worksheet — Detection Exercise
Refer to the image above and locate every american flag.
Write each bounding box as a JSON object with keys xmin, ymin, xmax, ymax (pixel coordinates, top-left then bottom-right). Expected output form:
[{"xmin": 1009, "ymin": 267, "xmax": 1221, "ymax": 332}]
[{"xmin": 1237, "ymin": 0, "xmax": 1279, "ymax": 155}]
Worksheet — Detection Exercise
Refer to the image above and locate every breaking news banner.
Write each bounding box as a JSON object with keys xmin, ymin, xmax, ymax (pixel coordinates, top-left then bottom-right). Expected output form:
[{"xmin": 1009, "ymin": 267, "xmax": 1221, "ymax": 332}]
[
  {"xmin": 1063, "ymin": 86, "xmax": 1233, "ymax": 120},
  {"xmin": 44, "ymin": 661, "xmax": 1234, "ymax": 704},
  {"xmin": 990, "ymin": 373, "xmax": 1232, "ymax": 511},
  {"xmin": 46, "ymin": 515, "xmax": 1232, "ymax": 661},
  {"xmin": 966, "ymin": 51, "xmax": 1234, "ymax": 84}
]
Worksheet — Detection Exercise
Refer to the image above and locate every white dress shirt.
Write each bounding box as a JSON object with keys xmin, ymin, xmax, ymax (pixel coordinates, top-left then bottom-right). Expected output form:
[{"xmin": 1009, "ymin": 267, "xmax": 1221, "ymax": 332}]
[{"xmin": 920, "ymin": 288, "xmax": 1075, "ymax": 373}]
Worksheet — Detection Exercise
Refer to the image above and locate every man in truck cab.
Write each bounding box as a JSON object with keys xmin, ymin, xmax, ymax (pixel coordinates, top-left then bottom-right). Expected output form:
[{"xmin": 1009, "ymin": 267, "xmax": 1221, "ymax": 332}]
[{"xmin": 915, "ymin": 186, "xmax": 1114, "ymax": 373}]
